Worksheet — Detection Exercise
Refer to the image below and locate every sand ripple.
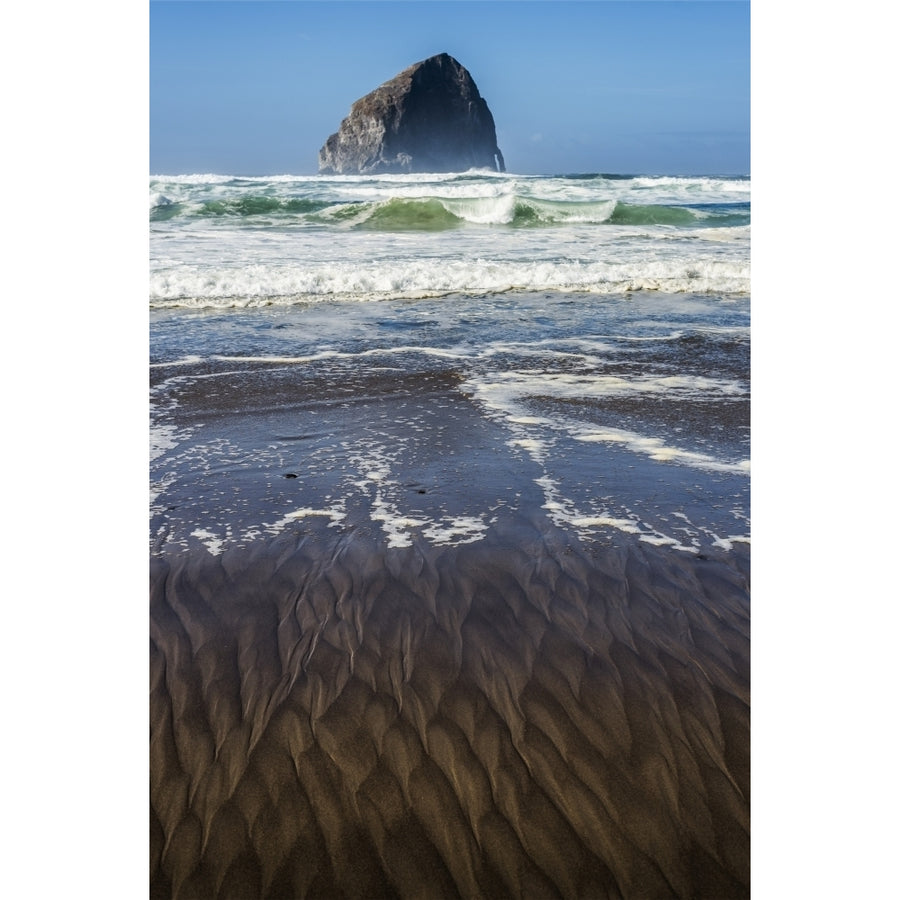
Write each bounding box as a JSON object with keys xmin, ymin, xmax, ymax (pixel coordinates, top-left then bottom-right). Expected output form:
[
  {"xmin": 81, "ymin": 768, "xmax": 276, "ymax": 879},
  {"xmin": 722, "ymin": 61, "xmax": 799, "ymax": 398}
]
[{"xmin": 150, "ymin": 524, "xmax": 749, "ymax": 898}]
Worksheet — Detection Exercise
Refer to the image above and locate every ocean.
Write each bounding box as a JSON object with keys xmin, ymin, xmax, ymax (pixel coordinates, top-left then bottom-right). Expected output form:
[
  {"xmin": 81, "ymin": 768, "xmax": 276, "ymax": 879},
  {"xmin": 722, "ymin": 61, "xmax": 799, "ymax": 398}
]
[{"xmin": 150, "ymin": 170, "xmax": 750, "ymax": 558}]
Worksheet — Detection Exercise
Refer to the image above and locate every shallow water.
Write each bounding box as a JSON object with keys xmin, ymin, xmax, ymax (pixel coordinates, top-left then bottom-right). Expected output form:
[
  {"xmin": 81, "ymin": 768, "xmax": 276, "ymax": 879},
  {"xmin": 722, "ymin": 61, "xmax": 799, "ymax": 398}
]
[{"xmin": 151, "ymin": 290, "xmax": 749, "ymax": 558}]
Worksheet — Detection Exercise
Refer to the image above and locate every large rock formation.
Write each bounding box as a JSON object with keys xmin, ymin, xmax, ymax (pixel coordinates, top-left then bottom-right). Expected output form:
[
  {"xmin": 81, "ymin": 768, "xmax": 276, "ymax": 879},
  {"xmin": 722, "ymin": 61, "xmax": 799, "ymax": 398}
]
[{"xmin": 318, "ymin": 53, "xmax": 505, "ymax": 175}]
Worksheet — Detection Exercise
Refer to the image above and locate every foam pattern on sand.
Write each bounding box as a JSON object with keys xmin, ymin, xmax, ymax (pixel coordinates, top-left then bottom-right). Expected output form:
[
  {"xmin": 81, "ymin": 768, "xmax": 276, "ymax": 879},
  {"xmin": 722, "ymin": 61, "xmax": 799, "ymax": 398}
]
[{"xmin": 150, "ymin": 526, "xmax": 749, "ymax": 899}]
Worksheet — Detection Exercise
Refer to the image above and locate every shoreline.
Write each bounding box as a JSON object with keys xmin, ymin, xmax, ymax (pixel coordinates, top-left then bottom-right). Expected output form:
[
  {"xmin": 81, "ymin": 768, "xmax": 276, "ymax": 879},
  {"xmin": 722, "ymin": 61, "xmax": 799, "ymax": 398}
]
[
  {"xmin": 151, "ymin": 353, "xmax": 749, "ymax": 561},
  {"xmin": 151, "ymin": 522, "xmax": 749, "ymax": 898}
]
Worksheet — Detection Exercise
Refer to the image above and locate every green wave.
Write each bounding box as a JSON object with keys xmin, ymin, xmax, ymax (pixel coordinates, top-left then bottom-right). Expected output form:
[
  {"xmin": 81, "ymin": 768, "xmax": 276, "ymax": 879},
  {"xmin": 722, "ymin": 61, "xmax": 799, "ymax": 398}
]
[
  {"xmin": 346, "ymin": 196, "xmax": 619, "ymax": 231},
  {"xmin": 508, "ymin": 198, "xmax": 617, "ymax": 227},
  {"xmin": 353, "ymin": 198, "xmax": 463, "ymax": 231},
  {"xmin": 195, "ymin": 196, "xmax": 332, "ymax": 217},
  {"xmin": 609, "ymin": 201, "xmax": 751, "ymax": 227},
  {"xmin": 155, "ymin": 191, "xmax": 750, "ymax": 232},
  {"xmin": 608, "ymin": 203, "xmax": 700, "ymax": 226},
  {"xmin": 150, "ymin": 202, "xmax": 185, "ymax": 223}
]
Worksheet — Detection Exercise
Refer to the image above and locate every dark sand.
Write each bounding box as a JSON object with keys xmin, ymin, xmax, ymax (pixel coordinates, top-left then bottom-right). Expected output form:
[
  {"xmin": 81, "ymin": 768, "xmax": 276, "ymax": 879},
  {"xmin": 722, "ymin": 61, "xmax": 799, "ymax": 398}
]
[
  {"xmin": 150, "ymin": 524, "xmax": 748, "ymax": 899},
  {"xmin": 151, "ymin": 360, "xmax": 749, "ymax": 899}
]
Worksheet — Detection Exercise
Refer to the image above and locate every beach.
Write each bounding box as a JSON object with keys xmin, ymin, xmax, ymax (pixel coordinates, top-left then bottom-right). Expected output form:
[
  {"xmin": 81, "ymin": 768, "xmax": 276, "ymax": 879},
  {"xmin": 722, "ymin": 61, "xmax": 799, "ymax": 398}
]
[
  {"xmin": 150, "ymin": 171, "xmax": 750, "ymax": 897},
  {"xmin": 150, "ymin": 342, "xmax": 749, "ymax": 898}
]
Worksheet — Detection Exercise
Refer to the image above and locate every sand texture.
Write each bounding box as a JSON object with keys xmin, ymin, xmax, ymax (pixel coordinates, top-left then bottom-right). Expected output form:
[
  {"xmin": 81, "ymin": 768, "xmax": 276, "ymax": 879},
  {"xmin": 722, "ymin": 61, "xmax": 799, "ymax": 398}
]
[{"xmin": 150, "ymin": 521, "xmax": 749, "ymax": 899}]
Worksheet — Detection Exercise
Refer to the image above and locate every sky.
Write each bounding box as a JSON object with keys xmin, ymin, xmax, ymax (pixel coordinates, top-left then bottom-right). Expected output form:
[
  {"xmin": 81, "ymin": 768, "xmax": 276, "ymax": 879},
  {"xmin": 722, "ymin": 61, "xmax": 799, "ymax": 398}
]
[{"xmin": 150, "ymin": 0, "xmax": 750, "ymax": 175}]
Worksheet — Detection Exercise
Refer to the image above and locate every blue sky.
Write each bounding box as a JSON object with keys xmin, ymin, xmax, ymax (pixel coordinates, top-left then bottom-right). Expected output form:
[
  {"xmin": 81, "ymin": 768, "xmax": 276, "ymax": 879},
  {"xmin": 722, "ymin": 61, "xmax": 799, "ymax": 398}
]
[{"xmin": 150, "ymin": 0, "xmax": 749, "ymax": 175}]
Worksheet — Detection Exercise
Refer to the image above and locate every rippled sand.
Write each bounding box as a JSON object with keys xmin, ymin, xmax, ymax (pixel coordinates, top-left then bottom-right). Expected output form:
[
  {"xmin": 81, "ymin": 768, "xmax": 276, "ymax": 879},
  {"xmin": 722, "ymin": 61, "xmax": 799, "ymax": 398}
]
[{"xmin": 150, "ymin": 518, "xmax": 749, "ymax": 899}]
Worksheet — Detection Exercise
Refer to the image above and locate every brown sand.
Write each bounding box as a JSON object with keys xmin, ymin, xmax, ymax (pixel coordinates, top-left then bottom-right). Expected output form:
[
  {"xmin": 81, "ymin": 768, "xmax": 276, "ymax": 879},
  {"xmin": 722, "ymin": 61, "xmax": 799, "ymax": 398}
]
[{"xmin": 150, "ymin": 519, "xmax": 749, "ymax": 899}]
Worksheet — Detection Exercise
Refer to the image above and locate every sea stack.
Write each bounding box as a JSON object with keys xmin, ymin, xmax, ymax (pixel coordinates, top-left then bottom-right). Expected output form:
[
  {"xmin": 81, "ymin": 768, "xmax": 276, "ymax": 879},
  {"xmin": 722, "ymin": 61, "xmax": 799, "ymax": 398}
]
[{"xmin": 318, "ymin": 53, "xmax": 506, "ymax": 175}]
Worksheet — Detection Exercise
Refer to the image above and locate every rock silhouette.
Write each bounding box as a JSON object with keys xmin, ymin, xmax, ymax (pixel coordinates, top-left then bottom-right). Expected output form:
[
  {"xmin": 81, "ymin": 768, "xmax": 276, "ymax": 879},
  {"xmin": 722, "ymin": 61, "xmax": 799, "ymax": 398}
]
[{"xmin": 318, "ymin": 53, "xmax": 505, "ymax": 175}]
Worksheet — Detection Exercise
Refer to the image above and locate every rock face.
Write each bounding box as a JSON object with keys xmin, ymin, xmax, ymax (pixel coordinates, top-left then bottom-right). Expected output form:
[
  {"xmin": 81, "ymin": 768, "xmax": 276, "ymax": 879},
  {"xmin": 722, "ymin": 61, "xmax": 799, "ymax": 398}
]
[{"xmin": 318, "ymin": 53, "xmax": 505, "ymax": 175}]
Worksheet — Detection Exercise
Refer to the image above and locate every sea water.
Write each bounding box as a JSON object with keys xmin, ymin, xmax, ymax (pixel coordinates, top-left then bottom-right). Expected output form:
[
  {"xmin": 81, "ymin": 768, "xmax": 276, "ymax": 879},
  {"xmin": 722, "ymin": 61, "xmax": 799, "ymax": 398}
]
[{"xmin": 150, "ymin": 171, "xmax": 749, "ymax": 556}]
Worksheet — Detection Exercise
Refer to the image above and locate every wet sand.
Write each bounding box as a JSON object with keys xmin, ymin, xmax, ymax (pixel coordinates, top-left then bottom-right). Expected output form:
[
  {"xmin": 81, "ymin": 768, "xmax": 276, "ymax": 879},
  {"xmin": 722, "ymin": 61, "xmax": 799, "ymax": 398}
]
[
  {"xmin": 150, "ymin": 519, "xmax": 748, "ymax": 899},
  {"xmin": 151, "ymin": 354, "xmax": 749, "ymax": 898}
]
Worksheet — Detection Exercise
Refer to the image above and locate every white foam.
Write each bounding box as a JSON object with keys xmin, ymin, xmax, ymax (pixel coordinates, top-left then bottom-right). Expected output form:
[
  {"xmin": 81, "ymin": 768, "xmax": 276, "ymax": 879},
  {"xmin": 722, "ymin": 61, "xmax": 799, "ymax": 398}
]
[
  {"xmin": 150, "ymin": 242, "xmax": 751, "ymax": 306},
  {"xmin": 628, "ymin": 175, "xmax": 751, "ymax": 201},
  {"xmin": 149, "ymin": 472, "xmax": 177, "ymax": 509},
  {"xmin": 534, "ymin": 475, "xmax": 690, "ymax": 546},
  {"xmin": 149, "ymin": 355, "xmax": 205, "ymax": 369},
  {"xmin": 150, "ymin": 423, "xmax": 184, "ymax": 462},
  {"xmin": 508, "ymin": 437, "xmax": 545, "ymax": 451},
  {"xmin": 468, "ymin": 369, "xmax": 746, "ymax": 410},
  {"xmin": 190, "ymin": 528, "xmax": 226, "ymax": 556},
  {"xmin": 462, "ymin": 367, "xmax": 749, "ymax": 479},
  {"xmin": 569, "ymin": 515, "xmax": 642, "ymax": 532},
  {"xmin": 150, "ymin": 173, "xmax": 237, "ymax": 184},
  {"xmin": 422, "ymin": 515, "xmax": 489, "ymax": 546},
  {"xmin": 284, "ymin": 507, "xmax": 347, "ymax": 523},
  {"xmin": 332, "ymin": 180, "xmax": 510, "ymax": 200},
  {"xmin": 370, "ymin": 492, "xmax": 428, "ymax": 548},
  {"xmin": 442, "ymin": 194, "xmax": 518, "ymax": 224},
  {"xmin": 575, "ymin": 427, "xmax": 750, "ymax": 475},
  {"xmin": 259, "ymin": 505, "xmax": 347, "ymax": 537}
]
